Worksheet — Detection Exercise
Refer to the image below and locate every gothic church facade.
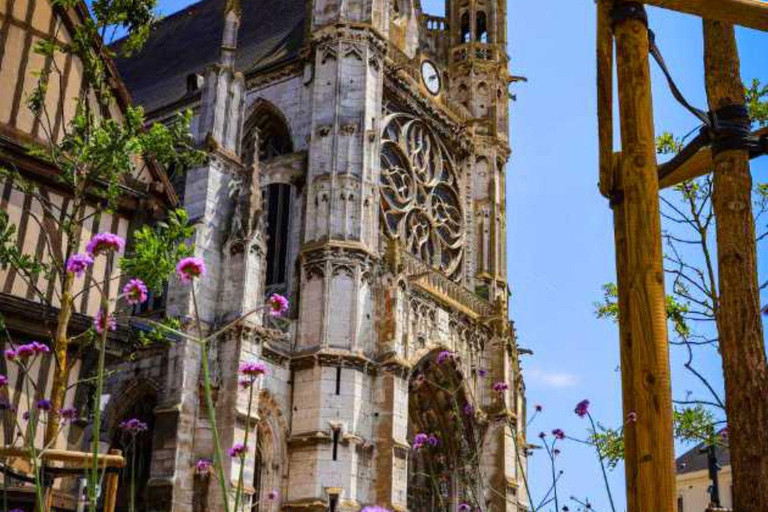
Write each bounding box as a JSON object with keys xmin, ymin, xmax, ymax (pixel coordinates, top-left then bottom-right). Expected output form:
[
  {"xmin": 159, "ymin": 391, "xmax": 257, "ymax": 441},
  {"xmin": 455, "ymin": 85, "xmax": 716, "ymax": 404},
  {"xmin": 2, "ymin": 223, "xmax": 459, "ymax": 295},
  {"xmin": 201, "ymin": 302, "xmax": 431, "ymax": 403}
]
[{"xmin": 114, "ymin": 0, "xmax": 528, "ymax": 510}]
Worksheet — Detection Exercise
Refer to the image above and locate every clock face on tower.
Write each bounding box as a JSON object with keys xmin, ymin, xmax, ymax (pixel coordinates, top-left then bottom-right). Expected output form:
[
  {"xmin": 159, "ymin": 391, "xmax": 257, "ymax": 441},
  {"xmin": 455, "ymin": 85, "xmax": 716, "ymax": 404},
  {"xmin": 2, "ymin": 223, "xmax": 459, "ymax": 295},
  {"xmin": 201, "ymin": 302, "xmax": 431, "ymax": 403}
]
[{"xmin": 420, "ymin": 60, "xmax": 441, "ymax": 95}]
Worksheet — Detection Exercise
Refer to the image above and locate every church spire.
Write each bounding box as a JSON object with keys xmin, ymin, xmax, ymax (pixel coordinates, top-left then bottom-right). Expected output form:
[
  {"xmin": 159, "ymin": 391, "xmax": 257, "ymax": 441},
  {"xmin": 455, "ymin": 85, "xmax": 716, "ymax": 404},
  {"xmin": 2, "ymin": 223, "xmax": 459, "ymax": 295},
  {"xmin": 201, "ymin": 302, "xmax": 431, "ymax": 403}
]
[{"xmin": 220, "ymin": 0, "xmax": 241, "ymax": 68}]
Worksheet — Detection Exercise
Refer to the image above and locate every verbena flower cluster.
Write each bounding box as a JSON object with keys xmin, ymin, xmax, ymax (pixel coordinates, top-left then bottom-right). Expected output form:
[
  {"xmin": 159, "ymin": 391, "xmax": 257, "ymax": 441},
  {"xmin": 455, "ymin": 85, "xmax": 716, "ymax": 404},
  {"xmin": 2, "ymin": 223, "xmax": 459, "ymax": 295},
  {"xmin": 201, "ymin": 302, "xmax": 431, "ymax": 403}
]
[
  {"xmin": 5, "ymin": 341, "xmax": 50, "ymax": 360},
  {"xmin": 66, "ymin": 253, "xmax": 94, "ymax": 277},
  {"xmin": 119, "ymin": 418, "xmax": 149, "ymax": 435},
  {"xmin": 86, "ymin": 233, "xmax": 125, "ymax": 256}
]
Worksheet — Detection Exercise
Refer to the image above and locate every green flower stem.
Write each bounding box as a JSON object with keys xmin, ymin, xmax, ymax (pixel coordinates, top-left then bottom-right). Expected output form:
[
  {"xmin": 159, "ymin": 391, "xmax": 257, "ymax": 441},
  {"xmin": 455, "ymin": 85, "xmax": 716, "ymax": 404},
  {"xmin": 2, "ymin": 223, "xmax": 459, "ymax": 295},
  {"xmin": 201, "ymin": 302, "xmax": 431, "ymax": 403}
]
[
  {"xmin": 512, "ymin": 428, "xmax": 536, "ymax": 512},
  {"xmin": 192, "ymin": 285, "xmax": 231, "ymax": 512},
  {"xmin": 130, "ymin": 437, "xmax": 137, "ymax": 512},
  {"xmin": 233, "ymin": 382, "xmax": 256, "ymax": 512},
  {"xmin": 89, "ymin": 301, "xmax": 109, "ymax": 512},
  {"xmin": 588, "ymin": 412, "xmax": 617, "ymax": 512},
  {"xmin": 89, "ymin": 256, "xmax": 113, "ymax": 512}
]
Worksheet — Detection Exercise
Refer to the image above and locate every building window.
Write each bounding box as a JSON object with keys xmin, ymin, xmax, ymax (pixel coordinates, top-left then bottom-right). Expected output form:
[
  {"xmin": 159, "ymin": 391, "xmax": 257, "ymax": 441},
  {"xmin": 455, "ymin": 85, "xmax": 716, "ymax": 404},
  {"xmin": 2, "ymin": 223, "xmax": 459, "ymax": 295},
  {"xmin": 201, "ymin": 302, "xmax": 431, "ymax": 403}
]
[
  {"xmin": 677, "ymin": 496, "xmax": 683, "ymax": 512},
  {"xmin": 460, "ymin": 12, "xmax": 470, "ymax": 43},
  {"xmin": 264, "ymin": 183, "xmax": 292, "ymax": 286},
  {"xmin": 476, "ymin": 11, "xmax": 488, "ymax": 42},
  {"xmin": 332, "ymin": 429, "xmax": 340, "ymax": 461}
]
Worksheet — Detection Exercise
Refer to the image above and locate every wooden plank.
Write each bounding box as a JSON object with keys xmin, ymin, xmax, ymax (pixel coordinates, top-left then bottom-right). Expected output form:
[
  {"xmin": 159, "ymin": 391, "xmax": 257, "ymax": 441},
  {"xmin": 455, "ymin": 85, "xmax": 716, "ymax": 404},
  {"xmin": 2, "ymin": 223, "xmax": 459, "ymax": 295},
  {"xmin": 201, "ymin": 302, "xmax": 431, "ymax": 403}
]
[
  {"xmin": 658, "ymin": 126, "xmax": 768, "ymax": 189},
  {"xmin": 0, "ymin": 447, "xmax": 125, "ymax": 468},
  {"xmin": 613, "ymin": 2, "xmax": 676, "ymax": 511},
  {"xmin": 704, "ymin": 19, "xmax": 768, "ymax": 511},
  {"xmin": 644, "ymin": 0, "xmax": 768, "ymax": 33},
  {"xmin": 597, "ymin": 0, "xmax": 615, "ymax": 198}
]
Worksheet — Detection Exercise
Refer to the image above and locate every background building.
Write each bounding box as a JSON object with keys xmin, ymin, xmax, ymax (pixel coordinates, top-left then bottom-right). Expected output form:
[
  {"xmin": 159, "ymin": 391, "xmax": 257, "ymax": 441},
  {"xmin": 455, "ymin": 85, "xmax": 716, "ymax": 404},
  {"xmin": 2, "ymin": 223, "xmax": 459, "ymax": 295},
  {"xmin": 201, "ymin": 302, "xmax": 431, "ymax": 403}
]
[{"xmin": 676, "ymin": 442, "xmax": 732, "ymax": 512}]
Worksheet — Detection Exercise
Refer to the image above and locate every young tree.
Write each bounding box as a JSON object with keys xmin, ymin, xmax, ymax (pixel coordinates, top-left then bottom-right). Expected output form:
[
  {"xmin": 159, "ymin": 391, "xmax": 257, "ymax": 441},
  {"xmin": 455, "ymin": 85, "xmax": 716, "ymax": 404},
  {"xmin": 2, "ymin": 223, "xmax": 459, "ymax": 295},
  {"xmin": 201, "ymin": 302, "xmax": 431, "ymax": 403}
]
[{"xmin": 0, "ymin": 0, "xmax": 202, "ymax": 509}]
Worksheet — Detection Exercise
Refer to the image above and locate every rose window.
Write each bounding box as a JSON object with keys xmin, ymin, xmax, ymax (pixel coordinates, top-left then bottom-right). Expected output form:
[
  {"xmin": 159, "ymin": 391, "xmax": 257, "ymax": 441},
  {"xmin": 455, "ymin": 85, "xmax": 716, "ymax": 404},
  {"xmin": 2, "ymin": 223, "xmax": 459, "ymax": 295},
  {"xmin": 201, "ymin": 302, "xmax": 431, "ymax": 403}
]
[{"xmin": 380, "ymin": 114, "xmax": 465, "ymax": 280}]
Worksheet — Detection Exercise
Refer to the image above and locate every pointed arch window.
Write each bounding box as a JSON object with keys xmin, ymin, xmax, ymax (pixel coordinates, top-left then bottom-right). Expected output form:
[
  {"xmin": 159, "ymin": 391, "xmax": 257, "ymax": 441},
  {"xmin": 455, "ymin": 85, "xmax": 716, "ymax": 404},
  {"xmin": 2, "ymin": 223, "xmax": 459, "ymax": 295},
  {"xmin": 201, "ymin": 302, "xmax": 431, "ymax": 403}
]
[
  {"xmin": 476, "ymin": 11, "xmax": 488, "ymax": 42},
  {"xmin": 243, "ymin": 101, "xmax": 296, "ymax": 293},
  {"xmin": 460, "ymin": 12, "xmax": 471, "ymax": 43}
]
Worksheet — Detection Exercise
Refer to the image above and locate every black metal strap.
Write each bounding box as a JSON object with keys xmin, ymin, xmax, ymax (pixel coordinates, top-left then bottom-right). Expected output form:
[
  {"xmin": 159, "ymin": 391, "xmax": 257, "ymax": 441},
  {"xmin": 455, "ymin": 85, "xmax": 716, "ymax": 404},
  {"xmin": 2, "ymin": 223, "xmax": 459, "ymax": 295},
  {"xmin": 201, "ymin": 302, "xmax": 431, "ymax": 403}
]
[
  {"xmin": 709, "ymin": 104, "xmax": 760, "ymax": 156},
  {"xmin": 648, "ymin": 31, "xmax": 711, "ymax": 127},
  {"xmin": 611, "ymin": 2, "xmax": 648, "ymax": 28}
]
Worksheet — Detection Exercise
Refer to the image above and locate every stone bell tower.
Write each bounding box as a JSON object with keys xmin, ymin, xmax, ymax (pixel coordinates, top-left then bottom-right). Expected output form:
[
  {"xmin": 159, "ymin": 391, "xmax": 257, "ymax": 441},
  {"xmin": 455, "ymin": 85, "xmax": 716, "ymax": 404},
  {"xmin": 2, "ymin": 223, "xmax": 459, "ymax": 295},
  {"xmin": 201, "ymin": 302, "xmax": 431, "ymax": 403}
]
[{"xmin": 447, "ymin": 0, "xmax": 510, "ymax": 305}]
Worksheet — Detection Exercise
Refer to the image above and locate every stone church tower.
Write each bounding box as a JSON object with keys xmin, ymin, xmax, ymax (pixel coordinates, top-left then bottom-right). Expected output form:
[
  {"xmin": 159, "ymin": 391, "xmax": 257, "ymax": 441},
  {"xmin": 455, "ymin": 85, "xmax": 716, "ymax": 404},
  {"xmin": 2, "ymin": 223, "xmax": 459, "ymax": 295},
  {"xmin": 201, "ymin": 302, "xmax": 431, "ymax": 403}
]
[{"xmin": 113, "ymin": 0, "xmax": 528, "ymax": 510}]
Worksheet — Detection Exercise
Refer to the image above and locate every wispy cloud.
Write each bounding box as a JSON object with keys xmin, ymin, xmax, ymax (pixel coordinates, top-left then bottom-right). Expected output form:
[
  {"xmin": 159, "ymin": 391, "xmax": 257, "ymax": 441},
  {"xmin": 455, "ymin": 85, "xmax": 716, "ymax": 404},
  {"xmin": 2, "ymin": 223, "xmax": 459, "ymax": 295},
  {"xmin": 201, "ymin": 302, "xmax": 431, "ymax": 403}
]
[{"xmin": 527, "ymin": 367, "xmax": 579, "ymax": 388}]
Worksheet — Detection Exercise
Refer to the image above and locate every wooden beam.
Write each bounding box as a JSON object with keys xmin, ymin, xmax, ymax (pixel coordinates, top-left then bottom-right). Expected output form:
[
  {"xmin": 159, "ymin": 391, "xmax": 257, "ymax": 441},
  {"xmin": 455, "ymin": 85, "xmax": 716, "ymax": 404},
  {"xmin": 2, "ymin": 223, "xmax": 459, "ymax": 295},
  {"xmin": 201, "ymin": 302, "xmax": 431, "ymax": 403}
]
[
  {"xmin": 613, "ymin": 2, "xmax": 676, "ymax": 511},
  {"xmin": 658, "ymin": 126, "xmax": 768, "ymax": 189},
  {"xmin": 597, "ymin": 0, "xmax": 615, "ymax": 198},
  {"xmin": 644, "ymin": 0, "xmax": 768, "ymax": 33},
  {"xmin": 0, "ymin": 448, "xmax": 125, "ymax": 468}
]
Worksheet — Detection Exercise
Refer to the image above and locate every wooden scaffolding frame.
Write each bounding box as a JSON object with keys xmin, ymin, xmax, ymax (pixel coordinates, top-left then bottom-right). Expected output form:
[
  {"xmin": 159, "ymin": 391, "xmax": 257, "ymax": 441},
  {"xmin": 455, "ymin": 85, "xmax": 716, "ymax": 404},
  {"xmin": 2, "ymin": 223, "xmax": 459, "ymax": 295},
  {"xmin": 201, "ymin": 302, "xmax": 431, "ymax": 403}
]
[{"xmin": 595, "ymin": 1, "xmax": 768, "ymax": 511}]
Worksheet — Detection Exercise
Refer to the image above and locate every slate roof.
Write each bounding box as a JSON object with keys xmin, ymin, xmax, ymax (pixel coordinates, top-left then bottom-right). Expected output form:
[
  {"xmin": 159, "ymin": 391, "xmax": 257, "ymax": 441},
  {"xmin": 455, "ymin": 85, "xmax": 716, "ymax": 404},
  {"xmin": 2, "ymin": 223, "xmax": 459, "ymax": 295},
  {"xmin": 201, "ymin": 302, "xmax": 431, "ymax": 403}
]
[
  {"xmin": 676, "ymin": 441, "xmax": 730, "ymax": 475},
  {"xmin": 114, "ymin": 0, "xmax": 307, "ymax": 113}
]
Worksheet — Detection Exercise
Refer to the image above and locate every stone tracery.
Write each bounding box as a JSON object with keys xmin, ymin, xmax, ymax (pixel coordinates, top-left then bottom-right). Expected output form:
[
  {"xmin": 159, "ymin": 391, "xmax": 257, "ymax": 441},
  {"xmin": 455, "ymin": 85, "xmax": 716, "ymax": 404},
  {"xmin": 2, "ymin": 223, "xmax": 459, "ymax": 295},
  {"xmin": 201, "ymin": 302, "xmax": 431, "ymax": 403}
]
[{"xmin": 380, "ymin": 113, "xmax": 466, "ymax": 280}]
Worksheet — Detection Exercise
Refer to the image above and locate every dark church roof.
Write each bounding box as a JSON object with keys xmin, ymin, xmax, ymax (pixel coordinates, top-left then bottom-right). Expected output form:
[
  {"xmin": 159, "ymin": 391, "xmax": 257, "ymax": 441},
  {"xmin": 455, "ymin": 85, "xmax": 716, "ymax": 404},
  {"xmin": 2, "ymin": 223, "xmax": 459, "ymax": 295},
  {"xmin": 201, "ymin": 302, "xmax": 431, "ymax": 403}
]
[
  {"xmin": 114, "ymin": 0, "xmax": 306, "ymax": 113},
  {"xmin": 676, "ymin": 441, "xmax": 730, "ymax": 475}
]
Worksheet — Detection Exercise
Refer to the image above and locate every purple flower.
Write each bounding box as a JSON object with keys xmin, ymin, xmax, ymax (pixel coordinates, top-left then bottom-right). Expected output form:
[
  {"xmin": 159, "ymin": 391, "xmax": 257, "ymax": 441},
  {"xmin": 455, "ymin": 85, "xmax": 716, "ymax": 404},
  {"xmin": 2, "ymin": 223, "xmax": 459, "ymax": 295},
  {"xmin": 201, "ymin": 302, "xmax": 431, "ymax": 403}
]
[
  {"xmin": 427, "ymin": 434, "xmax": 440, "ymax": 447},
  {"xmin": 22, "ymin": 411, "xmax": 30, "ymax": 421},
  {"xmin": 412, "ymin": 433, "xmax": 429, "ymax": 450},
  {"xmin": 30, "ymin": 341, "xmax": 50, "ymax": 354},
  {"xmin": 267, "ymin": 293, "xmax": 289, "ymax": 317},
  {"xmin": 86, "ymin": 233, "xmax": 125, "ymax": 257},
  {"xmin": 240, "ymin": 361, "xmax": 268, "ymax": 377},
  {"xmin": 228, "ymin": 443, "xmax": 247, "ymax": 458},
  {"xmin": 538, "ymin": 432, "xmax": 546, "ymax": 439},
  {"xmin": 463, "ymin": 403, "xmax": 474, "ymax": 416},
  {"xmin": 458, "ymin": 504, "xmax": 471, "ymax": 512},
  {"xmin": 626, "ymin": 411, "xmax": 638, "ymax": 424},
  {"xmin": 66, "ymin": 253, "xmax": 93, "ymax": 277},
  {"xmin": 553, "ymin": 448, "xmax": 561, "ymax": 456},
  {"xmin": 122, "ymin": 278, "xmax": 148, "ymax": 305},
  {"xmin": 360, "ymin": 507, "xmax": 391, "ymax": 512},
  {"xmin": 552, "ymin": 428, "xmax": 565, "ymax": 440},
  {"xmin": 268, "ymin": 490, "xmax": 279, "ymax": 500},
  {"xmin": 492, "ymin": 381, "xmax": 509, "ymax": 394},
  {"xmin": 477, "ymin": 368, "xmax": 487, "ymax": 378},
  {"xmin": 176, "ymin": 257, "xmax": 206, "ymax": 283},
  {"xmin": 535, "ymin": 404, "xmax": 543, "ymax": 412},
  {"xmin": 195, "ymin": 458, "xmax": 213, "ymax": 475},
  {"xmin": 4, "ymin": 349, "xmax": 16, "ymax": 361},
  {"xmin": 94, "ymin": 310, "xmax": 117, "ymax": 334},
  {"xmin": 16, "ymin": 345, "xmax": 35, "ymax": 358},
  {"xmin": 437, "ymin": 351, "xmax": 454, "ymax": 365},
  {"xmin": 59, "ymin": 407, "xmax": 78, "ymax": 422},
  {"xmin": 574, "ymin": 399, "xmax": 590, "ymax": 418},
  {"xmin": 0, "ymin": 375, "xmax": 7, "ymax": 387},
  {"xmin": 9, "ymin": 508, "xmax": 24, "ymax": 512},
  {"xmin": 119, "ymin": 418, "xmax": 149, "ymax": 435},
  {"xmin": 36, "ymin": 399, "xmax": 52, "ymax": 411}
]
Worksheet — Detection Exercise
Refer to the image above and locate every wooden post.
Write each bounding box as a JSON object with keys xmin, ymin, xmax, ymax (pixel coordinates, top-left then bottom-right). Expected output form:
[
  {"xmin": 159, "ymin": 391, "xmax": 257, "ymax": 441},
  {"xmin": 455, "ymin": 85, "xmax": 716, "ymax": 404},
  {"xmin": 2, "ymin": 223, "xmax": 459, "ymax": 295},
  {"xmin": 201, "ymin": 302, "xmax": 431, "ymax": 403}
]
[
  {"xmin": 102, "ymin": 449, "xmax": 122, "ymax": 512},
  {"xmin": 703, "ymin": 19, "xmax": 768, "ymax": 512},
  {"xmin": 613, "ymin": 2, "xmax": 675, "ymax": 511},
  {"xmin": 597, "ymin": 0, "xmax": 615, "ymax": 198},
  {"xmin": 609, "ymin": 153, "xmax": 638, "ymax": 512}
]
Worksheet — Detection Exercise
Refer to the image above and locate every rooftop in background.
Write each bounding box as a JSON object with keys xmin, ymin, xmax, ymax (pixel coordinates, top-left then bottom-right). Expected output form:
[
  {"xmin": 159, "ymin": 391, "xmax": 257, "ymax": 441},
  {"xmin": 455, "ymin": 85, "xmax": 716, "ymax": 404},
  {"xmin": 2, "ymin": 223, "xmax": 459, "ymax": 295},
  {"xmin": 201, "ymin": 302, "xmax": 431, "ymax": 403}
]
[
  {"xmin": 113, "ymin": 0, "xmax": 306, "ymax": 113},
  {"xmin": 676, "ymin": 440, "xmax": 730, "ymax": 475}
]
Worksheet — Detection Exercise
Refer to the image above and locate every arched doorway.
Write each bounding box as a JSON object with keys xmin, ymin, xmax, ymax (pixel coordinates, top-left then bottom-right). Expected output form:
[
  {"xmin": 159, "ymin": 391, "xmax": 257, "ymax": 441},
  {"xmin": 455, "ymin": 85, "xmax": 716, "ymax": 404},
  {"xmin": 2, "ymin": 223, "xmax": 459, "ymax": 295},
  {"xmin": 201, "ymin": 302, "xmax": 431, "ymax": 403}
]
[
  {"xmin": 407, "ymin": 350, "xmax": 486, "ymax": 512},
  {"xmin": 251, "ymin": 391, "xmax": 288, "ymax": 512},
  {"xmin": 109, "ymin": 382, "xmax": 158, "ymax": 512}
]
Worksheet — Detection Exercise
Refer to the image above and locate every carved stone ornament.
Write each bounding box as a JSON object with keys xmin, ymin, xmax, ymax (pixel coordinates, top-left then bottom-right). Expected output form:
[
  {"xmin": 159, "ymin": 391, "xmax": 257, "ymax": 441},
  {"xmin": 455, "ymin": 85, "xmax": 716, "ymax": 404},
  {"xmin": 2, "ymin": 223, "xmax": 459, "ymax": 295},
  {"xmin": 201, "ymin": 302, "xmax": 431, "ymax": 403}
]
[{"xmin": 379, "ymin": 113, "xmax": 465, "ymax": 280}]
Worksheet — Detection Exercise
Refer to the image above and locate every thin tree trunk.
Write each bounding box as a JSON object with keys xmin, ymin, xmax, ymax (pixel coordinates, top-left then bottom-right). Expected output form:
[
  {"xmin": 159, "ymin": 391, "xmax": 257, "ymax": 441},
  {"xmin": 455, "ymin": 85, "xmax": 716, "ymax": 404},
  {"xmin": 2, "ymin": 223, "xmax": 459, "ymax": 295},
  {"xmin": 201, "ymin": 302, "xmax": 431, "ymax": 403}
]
[{"xmin": 703, "ymin": 19, "xmax": 768, "ymax": 512}]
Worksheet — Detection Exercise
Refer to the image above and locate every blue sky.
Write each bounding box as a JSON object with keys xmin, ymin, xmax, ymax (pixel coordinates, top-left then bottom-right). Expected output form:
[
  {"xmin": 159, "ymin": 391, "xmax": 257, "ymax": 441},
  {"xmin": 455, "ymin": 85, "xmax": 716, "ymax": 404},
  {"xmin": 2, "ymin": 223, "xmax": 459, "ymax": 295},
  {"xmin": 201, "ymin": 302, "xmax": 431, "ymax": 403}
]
[{"xmin": 146, "ymin": 0, "xmax": 767, "ymax": 509}]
